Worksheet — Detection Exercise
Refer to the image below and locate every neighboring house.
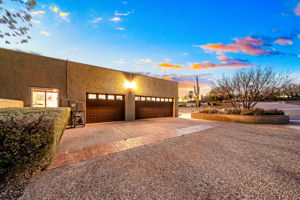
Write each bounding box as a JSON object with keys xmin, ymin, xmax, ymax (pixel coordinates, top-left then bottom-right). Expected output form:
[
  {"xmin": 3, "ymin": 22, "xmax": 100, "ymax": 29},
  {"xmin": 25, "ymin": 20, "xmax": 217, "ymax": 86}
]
[{"xmin": 0, "ymin": 48, "xmax": 178, "ymax": 123}]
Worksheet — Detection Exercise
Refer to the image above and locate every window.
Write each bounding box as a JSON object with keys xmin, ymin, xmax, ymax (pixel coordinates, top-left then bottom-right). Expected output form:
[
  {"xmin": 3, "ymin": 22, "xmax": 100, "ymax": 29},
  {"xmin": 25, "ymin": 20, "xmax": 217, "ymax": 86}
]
[
  {"xmin": 169, "ymin": 98, "xmax": 173, "ymax": 102},
  {"xmin": 141, "ymin": 97, "xmax": 146, "ymax": 101},
  {"xmin": 98, "ymin": 94, "xmax": 106, "ymax": 100},
  {"xmin": 146, "ymin": 97, "xmax": 150, "ymax": 101},
  {"xmin": 116, "ymin": 95, "xmax": 123, "ymax": 100},
  {"xmin": 151, "ymin": 97, "xmax": 156, "ymax": 101},
  {"xmin": 88, "ymin": 94, "xmax": 97, "ymax": 99},
  {"xmin": 108, "ymin": 95, "xmax": 115, "ymax": 100},
  {"xmin": 135, "ymin": 96, "xmax": 140, "ymax": 101},
  {"xmin": 161, "ymin": 98, "xmax": 165, "ymax": 102},
  {"xmin": 156, "ymin": 97, "xmax": 160, "ymax": 102},
  {"xmin": 32, "ymin": 88, "xmax": 59, "ymax": 107}
]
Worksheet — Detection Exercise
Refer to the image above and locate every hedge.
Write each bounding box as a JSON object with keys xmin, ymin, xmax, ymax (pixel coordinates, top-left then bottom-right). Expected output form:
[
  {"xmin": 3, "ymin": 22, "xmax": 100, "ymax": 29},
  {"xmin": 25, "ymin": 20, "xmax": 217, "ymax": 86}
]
[{"xmin": 0, "ymin": 107, "xmax": 70, "ymax": 180}]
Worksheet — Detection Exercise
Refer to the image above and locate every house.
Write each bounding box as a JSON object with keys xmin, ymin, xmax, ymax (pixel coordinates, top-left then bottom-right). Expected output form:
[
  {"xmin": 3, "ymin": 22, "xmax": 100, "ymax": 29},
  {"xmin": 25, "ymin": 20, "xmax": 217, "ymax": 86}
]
[{"xmin": 0, "ymin": 48, "xmax": 178, "ymax": 123}]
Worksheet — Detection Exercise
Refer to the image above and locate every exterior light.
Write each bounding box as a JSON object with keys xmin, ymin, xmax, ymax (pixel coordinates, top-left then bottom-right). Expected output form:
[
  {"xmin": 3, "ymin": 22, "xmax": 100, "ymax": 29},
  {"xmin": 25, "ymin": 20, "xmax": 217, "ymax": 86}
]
[{"xmin": 124, "ymin": 81, "xmax": 136, "ymax": 89}]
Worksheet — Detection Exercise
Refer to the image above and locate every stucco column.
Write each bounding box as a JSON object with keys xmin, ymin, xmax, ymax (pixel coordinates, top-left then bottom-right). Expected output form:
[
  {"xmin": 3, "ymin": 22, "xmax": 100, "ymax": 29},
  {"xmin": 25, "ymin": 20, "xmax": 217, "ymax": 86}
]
[{"xmin": 125, "ymin": 90, "xmax": 135, "ymax": 121}]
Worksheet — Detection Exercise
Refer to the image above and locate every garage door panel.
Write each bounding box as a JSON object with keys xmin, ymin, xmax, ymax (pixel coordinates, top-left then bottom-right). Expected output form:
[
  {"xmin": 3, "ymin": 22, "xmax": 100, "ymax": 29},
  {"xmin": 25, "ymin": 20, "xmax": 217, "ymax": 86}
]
[
  {"xmin": 86, "ymin": 94, "xmax": 125, "ymax": 123},
  {"xmin": 135, "ymin": 98, "xmax": 173, "ymax": 119}
]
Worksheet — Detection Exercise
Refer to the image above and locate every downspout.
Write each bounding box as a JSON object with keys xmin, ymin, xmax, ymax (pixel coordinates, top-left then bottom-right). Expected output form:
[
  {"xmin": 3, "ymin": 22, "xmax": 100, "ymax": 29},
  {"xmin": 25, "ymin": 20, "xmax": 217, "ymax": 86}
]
[{"xmin": 66, "ymin": 59, "xmax": 69, "ymax": 99}]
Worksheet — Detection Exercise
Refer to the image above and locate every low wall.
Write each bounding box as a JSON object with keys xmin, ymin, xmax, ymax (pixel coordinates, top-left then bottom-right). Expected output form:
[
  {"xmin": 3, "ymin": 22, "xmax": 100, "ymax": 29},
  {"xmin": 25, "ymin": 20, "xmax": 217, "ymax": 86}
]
[
  {"xmin": 0, "ymin": 98, "xmax": 24, "ymax": 108},
  {"xmin": 191, "ymin": 113, "xmax": 290, "ymax": 124}
]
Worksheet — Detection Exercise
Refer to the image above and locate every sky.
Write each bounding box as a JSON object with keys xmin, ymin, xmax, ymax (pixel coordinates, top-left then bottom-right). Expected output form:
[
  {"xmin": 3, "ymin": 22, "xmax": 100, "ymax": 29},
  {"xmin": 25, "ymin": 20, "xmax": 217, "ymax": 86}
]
[{"xmin": 1, "ymin": 0, "xmax": 300, "ymax": 97}]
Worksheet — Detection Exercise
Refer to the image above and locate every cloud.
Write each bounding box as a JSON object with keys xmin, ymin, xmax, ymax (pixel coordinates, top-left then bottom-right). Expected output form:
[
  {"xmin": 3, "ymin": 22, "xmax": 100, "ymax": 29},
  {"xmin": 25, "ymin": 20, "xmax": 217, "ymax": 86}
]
[
  {"xmin": 274, "ymin": 38, "xmax": 293, "ymax": 45},
  {"xmin": 163, "ymin": 77, "xmax": 173, "ymax": 81},
  {"xmin": 50, "ymin": 6, "xmax": 70, "ymax": 22},
  {"xmin": 40, "ymin": 31, "xmax": 50, "ymax": 36},
  {"xmin": 31, "ymin": 10, "xmax": 45, "ymax": 16},
  {"xmin": 197, "ymin": 36, "xmax": 270, "ymax": 56},
  {"xmin": 31, "ymin": 19, "xmax": 41, "ymax": 24},
  {"xmin": 157, "ymin": 62, "xmax": 184, "ymax": 69},
  {"xmin": 115, "ymin": 27, "xmax": 125, "ymax": 30},
  {"xmin": 139, "ymin": 58, "xmax": 152, "ymax": 63},
  {"xmin": 91, "ymin": 17, "xmax": 103, "ymax": 24},
  {"xmin": 52, "ymin": 7, "xmax": 59, "ymax": 13},
  {"xmin": 294, "ymin": 2, "xmax": 300, "ymax": 16},
  {"xmin": 191, "ymin": 57, "xmax": 251, "ymax": 70},
  {"xmin": 115, "ymin": 59, "xmax": 125, "ymax": 64},
  {"xmin": 59, "ymin": 12, "xmax": 70, "ymax": 21},
  {"xmin": 114, "ymin": 10, "xmax": 133, "ymax": 16},
  {"xmin": 110, "ymin": 17, "xmax": 121, "ymax": 22},
  {"xmin": 182, "ymin": 52, "xmax": 189, "ymax": 56}
]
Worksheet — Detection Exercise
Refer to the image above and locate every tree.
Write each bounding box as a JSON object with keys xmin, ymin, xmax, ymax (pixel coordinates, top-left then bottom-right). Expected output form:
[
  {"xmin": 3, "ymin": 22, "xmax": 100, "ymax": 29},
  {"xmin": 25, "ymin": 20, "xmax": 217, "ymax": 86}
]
[
  {"xmin": 194, "ymin": 76, "xmax": 201, "ymax": 107},
  {"xmin": 208, "ymin": 87, "xmax": 225, "ymax": 103},
  {"xmin": 0, "ymin": 0, "xmax": 36, "ymax": 44},
  {"xmin": 188, "ymin": 91, "xmax": 194, "ymax": 101},
  {"xmin": 211, "ymin": 66, "xmax": 290, "ymax": 110},
  {"xmin": 282, "ymin": 83, "xmax": 300, "ymax": 99}
]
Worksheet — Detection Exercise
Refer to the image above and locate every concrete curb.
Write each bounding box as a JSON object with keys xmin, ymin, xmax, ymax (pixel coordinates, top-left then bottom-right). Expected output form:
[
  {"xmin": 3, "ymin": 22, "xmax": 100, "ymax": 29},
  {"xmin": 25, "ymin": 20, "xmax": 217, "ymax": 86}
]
[{"xmin": 191, "ymin": 113, "xmax": 290, "ymax": 124}]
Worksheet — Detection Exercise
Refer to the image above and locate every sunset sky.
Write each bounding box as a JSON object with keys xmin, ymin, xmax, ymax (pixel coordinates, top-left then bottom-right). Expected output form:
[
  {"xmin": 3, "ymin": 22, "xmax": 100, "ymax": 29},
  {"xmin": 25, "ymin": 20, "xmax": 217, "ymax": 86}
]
[{"xmin": 1, "ymin": 0, "xmax": 300, "ymax": 97}]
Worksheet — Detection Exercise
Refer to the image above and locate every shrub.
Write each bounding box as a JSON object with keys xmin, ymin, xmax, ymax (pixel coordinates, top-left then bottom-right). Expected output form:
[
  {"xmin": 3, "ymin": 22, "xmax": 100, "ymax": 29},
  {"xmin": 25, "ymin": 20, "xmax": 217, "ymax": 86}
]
[
  {"xmin": 201, "ymin": 108, "xmax": 285, "ymax": 116},
  {"xmin": 179, "ymin": 102, "xmax": 187, "ymax": 107},
  {"xmin": 199, "ymin": 109, "xmax": 225, "ymax": 114},
  {"xmin": 0, "ymin": 107, "xmax": 70, "ymax": 180},
  {"xmin": 226, "ymin": 109, "xmax": 241, "ymax": 115},
  {"xmin": 264, "ymin": 109, "xmax": 285, "ymax": 115}
]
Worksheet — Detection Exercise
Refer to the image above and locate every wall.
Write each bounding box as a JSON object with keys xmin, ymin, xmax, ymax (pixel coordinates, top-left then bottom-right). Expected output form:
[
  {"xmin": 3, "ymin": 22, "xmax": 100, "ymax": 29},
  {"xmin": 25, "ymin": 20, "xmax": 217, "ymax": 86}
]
[
  {"xmin": 0, "ymin": 98, "xmax": 24, "ymax": 108},
  {"xmin": 67, "ymin": 62, "xmax": 178, "ymax": 120},
  {"xmin": 0, "ymin": 48, "xmax": 178, "ymax": 120},
  {"xmin": 0, "ymin": 48, "xmax": 67, "ymax": 107}
]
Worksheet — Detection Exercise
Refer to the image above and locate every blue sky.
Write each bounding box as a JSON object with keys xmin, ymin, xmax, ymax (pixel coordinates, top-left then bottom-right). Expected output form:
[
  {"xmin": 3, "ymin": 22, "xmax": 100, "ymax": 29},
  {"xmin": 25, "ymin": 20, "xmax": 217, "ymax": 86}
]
[{"xmin": 1, "ymin": 0, "xmax": 300, "ymax": 96}]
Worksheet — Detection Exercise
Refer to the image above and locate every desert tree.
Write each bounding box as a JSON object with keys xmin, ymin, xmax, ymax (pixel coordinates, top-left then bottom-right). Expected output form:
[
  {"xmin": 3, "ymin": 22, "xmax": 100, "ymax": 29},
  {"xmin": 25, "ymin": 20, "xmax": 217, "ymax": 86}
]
[
  {"xmin": 188, "ymin": 91, "xmax": 194, "ymax": 101},
  {"xmin": 0, "ymin": 0, "xmax": 36, "ymax": 44},
  {"xmin": 211, "ymin": 66, "xmax": 290, "ymax": 110},
  {"xmin": 282, "ymin": 83, "xmax": 300, "ymax": 99}
]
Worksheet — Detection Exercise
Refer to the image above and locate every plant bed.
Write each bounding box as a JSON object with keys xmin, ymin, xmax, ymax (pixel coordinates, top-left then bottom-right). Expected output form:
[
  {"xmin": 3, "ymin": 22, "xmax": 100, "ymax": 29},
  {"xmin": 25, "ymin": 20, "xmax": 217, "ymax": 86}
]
[{"xmin": 192, "ymin": 108, "xmax": 289, "ymax": 124}]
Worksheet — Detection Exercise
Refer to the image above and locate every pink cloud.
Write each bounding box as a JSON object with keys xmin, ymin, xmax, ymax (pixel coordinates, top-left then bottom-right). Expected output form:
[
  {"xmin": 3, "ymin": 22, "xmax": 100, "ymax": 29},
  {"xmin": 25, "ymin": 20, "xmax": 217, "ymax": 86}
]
[
  {"xmin": 274, "ymin": 38, "xmax": 293, "ymax": 45},
  {"xmin": 191, "ymin": 57, "xmax": 251, "ymax": 70},
  {"xmin": 197, "ymin": 36, "xmax": 270, "ymax": 56},
  {"xmin": 294, "ymin": 2, "xmax": 300, "ymax": 16}
]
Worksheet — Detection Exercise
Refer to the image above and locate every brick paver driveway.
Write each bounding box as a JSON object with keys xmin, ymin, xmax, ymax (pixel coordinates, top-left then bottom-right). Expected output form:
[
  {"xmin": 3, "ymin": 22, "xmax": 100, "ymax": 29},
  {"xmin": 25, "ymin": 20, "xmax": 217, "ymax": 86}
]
[{"xmin": 21, "ymin": 103, "xmax": 300, "ymax": 199}]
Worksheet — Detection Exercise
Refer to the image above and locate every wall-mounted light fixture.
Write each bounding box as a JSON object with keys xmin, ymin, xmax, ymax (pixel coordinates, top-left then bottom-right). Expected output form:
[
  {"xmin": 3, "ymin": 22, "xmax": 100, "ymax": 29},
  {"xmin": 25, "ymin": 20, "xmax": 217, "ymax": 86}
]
[{"xmin": 124, "ymin": 80, "xmax": 136, "ymax": 89}]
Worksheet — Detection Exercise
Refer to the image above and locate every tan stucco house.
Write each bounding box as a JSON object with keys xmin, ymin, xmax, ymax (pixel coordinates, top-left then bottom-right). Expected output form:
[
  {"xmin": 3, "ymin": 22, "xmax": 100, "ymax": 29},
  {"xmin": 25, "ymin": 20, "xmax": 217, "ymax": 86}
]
[{"xmin": 0, "ymin": 48, "xmax": 178, "ymax": 123}]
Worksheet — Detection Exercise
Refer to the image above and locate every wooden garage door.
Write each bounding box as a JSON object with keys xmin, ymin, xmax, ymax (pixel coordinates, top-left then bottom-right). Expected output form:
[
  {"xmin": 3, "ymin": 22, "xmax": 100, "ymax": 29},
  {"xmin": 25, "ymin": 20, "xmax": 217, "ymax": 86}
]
[
  {"xmin": 135, "ymin": 96, "xmax": 173, "ymax": 119},
  {"xmin": 86, "ymin": 93, "xmax": 125, "ymax": 123}
]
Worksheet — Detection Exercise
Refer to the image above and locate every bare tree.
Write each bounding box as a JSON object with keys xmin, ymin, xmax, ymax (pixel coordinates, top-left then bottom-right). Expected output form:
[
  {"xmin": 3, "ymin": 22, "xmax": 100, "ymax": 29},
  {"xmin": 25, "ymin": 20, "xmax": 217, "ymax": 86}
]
[
  {"xmin": 0, "ymin": 0, "xmax": 36, "ymax": 44},
  {"xmin": 211, "ymin": 66, "xmax": 290, "ymax": 110},
  {"xmin": 282, "ymin": 83, "xmax": 300, "ymax": 99}
]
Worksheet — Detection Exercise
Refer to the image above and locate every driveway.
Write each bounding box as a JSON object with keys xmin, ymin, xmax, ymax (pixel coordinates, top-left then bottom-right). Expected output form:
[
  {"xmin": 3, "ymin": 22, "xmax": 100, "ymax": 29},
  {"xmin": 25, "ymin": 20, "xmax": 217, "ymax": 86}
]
[{"xmin": 21, "ymin": 102, "xmax": 300, "ymax": 199}]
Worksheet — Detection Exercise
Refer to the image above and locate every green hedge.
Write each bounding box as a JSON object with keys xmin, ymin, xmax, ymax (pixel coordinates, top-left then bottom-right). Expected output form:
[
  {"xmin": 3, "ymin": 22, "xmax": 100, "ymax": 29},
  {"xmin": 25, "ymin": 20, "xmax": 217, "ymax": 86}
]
[{"xmin": 0, "ymin": 107, "xmax": 70, "ymax": 180}]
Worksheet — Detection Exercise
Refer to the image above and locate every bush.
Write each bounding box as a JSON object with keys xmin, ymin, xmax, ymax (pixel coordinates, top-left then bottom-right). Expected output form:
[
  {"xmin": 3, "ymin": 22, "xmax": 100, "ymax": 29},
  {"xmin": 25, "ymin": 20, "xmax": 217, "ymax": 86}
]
[
  {"xmin": 179, "ymin": 102, "xmax": 187, "ymax": 107},
  {"xmin": 0, "ymin": 107, "xmax": 70, "ymax": 180},
  {"xmin": 226, "ymin": 109, "xmax": 241, "ymax": 115},
  {"xmin": 199, "ymin": 109, "xmax": 225, "ymax": 114},
  {"xmin": 200, "ymin": 108, "xmax": 285, "ymax": 116},
  {"xmin": 241, "ymin": 108, "xmax": 285, "ymax": 116}
]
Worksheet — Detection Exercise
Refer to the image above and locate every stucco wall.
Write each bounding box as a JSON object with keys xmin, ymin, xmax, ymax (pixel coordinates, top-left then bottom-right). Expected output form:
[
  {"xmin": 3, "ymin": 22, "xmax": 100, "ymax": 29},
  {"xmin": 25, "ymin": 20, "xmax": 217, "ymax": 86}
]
[
  {"xmin": 0, "ymin": 98, "xmax": 24, "ymax": 108},
  {"xmin": 0, "ymin": 48, "xmax": 178, "ymax": 120},
  {"xmin": 0, "ymin": 48, "xmax": 67, "ymax": 107},
  {"xmin": 67, "ymin": 62, "xmax": 178, "ymax": 120}
]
